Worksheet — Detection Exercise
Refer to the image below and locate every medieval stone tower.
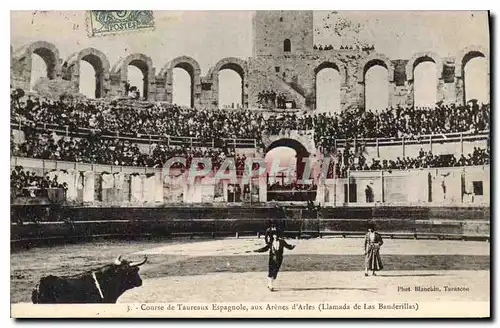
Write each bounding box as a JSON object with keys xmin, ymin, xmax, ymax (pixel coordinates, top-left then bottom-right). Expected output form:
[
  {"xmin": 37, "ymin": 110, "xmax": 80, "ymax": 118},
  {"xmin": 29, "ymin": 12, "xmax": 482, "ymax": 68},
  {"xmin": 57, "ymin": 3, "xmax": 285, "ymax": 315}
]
[{"xmin": 252, "ymin": 10, "xmax": 314, "ymax": 57}]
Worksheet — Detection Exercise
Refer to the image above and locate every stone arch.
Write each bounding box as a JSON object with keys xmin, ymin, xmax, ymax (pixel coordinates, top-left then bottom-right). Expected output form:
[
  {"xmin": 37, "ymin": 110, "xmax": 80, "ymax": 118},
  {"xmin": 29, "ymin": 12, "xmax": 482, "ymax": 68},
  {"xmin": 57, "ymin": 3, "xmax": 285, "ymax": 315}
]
[
  {"xmin": 111, "ymin": 53, "xmax": 155, "ymax": 100},
  {"xmin": 209, "ymin": 57, "xmax": 248, "ymax": 109},
  {"xmin": 315, "ymin": 60, "xmax": 347, "ymax": 85},
  {"xmin": 405, "ymin": 51, "xmax": 443, "ymax": 81},
  {"xmin": 266, "ymin": 138, "xmax": 309, "ymax": 157},
  {"xmin": 314, "ymin": 60, "xmax": 346, "ymax": 112},
  {"xmin": 64, "ymin": 48, "xmax": 111, "ymax": 98},
  {"xmin": 455, "ymin": 45, "xmax": 489, "ymax": 78},
  {"xmin": 265, "ymin": 138, "xmax": 310, "ymax": 180},
  {"xmin": 161, "ymin": 56, "xmax": 201, "ymax": 108},
  {"xmin": 12, "ymin": 41, "xmax": 61, "ymax": 90},
  {"xmin": 455, "ymin": 45, "xmax": 489, "ymax": 105},
  {"xmin": 357, "ymin": 53, "xmax": 394, "ymax": 83}
]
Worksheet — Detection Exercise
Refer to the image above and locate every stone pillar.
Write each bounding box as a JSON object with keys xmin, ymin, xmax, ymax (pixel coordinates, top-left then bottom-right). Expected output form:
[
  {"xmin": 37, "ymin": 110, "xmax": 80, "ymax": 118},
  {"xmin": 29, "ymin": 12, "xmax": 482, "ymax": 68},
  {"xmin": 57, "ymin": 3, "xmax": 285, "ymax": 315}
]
[
  {"xmin": 441, "ymin": 81, "xmax": 456, "ymax": 105},
  {"xmin": 354, "ymin": 81, "xmax": 365, "ymax": 110},
  {"xmin": 154, "ymin": 76, "xmax": 167, "ymax": 101},
  {"xmin": 11, "ymin": 56, "xmax": 32, "ymax": 91},
  {"xmin": 108, "ymin": 72, "xmax": 122, "ymax": 98},
  {"xmin": 405, "ymin": 81, "xmax": 414, "ymax": 107},
  {"xmin": 437, "ymin": 78, "xmax": 445, "ymax": 103},
  {"xmin": 144, "ymin": 69, "xmax": 156, "ymax": 101},
  {"xmin": 259, "ymin": 175, "xmax": 267, "ymax": 202},
  {"xmin": 388, "ymin": 81, "xmax": 396, "ymax": 108},
  {"xmin": 392, "ymin": 85, "xmax": 410, "ymax": 107},
  {"xmin": 455, "ymin": 76, "xmax": 465, "ymax": 105},
  {"xmin": 193, "ymin": 68, "xmax": 202, "ymax": 109},
  {"xmin": 315, "ymin": 183, "xmax": 325, "ymax": 204},
  {"xmin": 339, "ymin": 85, "xmax": 348, "ymax": 111}
]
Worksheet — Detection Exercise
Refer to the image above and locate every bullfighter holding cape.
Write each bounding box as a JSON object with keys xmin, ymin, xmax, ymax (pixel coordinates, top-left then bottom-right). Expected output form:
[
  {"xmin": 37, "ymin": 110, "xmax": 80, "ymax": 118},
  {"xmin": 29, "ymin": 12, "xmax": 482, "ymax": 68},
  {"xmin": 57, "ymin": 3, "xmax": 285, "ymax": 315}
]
[{"xmin": 364, "ymin": 223, "xmax": 384, "ymax": 276}]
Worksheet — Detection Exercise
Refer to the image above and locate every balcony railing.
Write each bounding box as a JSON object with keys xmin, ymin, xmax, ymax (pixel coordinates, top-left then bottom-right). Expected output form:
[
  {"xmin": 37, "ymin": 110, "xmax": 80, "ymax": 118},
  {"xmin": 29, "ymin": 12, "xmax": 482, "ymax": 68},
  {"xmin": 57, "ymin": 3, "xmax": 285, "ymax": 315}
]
[
  {"xmin": 11, "ymin": 118, "xmax": 490, "ymax": 153},
  {"xmin": 327, "ymin": 130, "xmax": 490, "ymax": 157},
  {"xmin": 10, "ymin": 119, "xmax": 258, "ymax": 149},
  {"xmin": 332, "ymin": 130, "xmax": 489, "ymax": 147}
]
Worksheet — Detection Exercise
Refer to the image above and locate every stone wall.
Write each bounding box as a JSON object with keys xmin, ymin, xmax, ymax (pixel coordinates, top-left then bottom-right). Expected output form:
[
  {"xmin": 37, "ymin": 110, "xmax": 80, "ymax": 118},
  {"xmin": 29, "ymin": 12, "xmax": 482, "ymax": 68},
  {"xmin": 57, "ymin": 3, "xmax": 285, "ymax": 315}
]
[
  {"xmin": 11, "ymin": 156, "xmax": 490, "ymax": 208},
  {"xmin": 10, "ymin": 205, "xmax": 490, "ymax": 244},
  {"xmin": 11, "ymin": 41, "xmax": 488, "ymax": 110},
  {"xmin": 252, "ymin": 10, "xmax": 314, "ymax": 57},
  {"xmin": 323, "ymin": 165, "xmax": 490, "ymax": 207},
  {"xmin": 11, "ymin": 12, "xmax": 489, "ymax": 107}
]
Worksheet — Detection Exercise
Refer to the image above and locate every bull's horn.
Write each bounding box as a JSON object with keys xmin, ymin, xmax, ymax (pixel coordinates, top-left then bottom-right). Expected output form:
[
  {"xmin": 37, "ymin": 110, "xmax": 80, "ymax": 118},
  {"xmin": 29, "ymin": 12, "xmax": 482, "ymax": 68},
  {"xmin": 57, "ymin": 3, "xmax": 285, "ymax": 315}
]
[
  {"xmin": 114, "ymin": 255, "xmax": 123, "ymax": 265},
  {"xmin": 130, "ymin": 256, "xmax": 148, "ymax": 267}
]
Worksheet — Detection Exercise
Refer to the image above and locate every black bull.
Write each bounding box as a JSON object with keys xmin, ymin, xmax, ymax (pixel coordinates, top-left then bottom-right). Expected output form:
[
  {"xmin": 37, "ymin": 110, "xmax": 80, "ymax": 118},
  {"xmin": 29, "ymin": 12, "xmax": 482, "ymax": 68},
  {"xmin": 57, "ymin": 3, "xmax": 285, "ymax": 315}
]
[{"xmin": 32, "ymin": 255, "xmax": 148, "ymax": 304}]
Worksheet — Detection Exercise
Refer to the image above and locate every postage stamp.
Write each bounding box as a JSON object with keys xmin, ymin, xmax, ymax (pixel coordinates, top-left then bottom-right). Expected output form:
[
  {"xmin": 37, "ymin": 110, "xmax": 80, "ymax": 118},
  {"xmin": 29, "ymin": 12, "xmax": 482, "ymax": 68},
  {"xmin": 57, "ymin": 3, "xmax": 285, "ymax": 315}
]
[{"xmin": 87, "ymin": 10, "xmax": 155, "ymax": 37}]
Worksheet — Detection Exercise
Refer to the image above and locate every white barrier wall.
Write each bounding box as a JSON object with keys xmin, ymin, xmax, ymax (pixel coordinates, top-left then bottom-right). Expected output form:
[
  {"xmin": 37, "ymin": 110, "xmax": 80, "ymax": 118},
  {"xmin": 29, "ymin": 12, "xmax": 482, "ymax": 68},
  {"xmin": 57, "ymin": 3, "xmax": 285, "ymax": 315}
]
[
  {"xmin": 11, "ymin": 157, "xmax": 489, "ymax": 207},
  {"xmin": 336, "ymin": 135, "xmax": 488, "ymax": 162},
  {"xmin": 319, "ymin": 166, "xmax": 489, "ymax": 207},
  {"xmin": 11, "ymin": 157, "xmax": 163, "ymax": 205}
]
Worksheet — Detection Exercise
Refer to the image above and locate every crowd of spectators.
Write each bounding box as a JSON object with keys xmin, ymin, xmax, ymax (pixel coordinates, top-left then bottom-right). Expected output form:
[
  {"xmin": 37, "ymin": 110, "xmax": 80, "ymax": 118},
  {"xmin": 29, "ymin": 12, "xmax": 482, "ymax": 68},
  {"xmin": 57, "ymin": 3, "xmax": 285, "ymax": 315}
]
[
  {"xmin": 267, "ymin": 182, "xmax": 318, "ymax": 201},
  {"xmin": 328, "ymin": 146, "xmax": 490, "ymax": 178},
  {"xmin": 11, "ymin": 92, "xmax": 490, "ymax": 151},
  {"xmin": 11, "ymin": 91, "xmax": 490, "ymax": 173},
  {"xmin": 10, "ymin": 165, "xmax": 67, "ymax": 198},
  {"xmin": 12, "ymin": 131, "xmax": 232, "ymax": 169},
  {"xmin": 12, "ymin": 92, "xmax": 489, "ymax": 149},
  {"xmin": 124, "ymin": 82, "xmax": 142, "ymax": 100},
  {"xmin": 265, "ymin": 113, "xmax": 314, "ymax": 135},
  {"xmin": 150, "ymin": 142, "xmax": 229, "ymax": 170},
  {"xmin": 313, "ymin": 44, "xmax": 375, "ymax": 51},
  {"xmin": 257, "ymin": 90, "xmax": 298, "ymax": 110},
  {"xmin": 12, "ymin": 93, "xmax": 267, "ymax": 142},
  {"xmin": 314, "ymin": 103, "xmax": 490, "ymax": 152},
  {"xmin": 13, "ymin": 132, "xmax": 151, "ymax": 167}
]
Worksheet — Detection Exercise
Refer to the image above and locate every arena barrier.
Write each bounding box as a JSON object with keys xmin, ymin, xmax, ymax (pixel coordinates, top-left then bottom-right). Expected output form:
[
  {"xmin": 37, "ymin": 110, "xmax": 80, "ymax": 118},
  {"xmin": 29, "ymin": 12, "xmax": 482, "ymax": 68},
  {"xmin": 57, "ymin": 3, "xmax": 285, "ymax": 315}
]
[
  {"xmin": 10, "ymin": 157, "xmax": 490, "ymax": 207},
  {"xmin": 11, "ymin": 205, "xmax": 490, "ymax": 247}
]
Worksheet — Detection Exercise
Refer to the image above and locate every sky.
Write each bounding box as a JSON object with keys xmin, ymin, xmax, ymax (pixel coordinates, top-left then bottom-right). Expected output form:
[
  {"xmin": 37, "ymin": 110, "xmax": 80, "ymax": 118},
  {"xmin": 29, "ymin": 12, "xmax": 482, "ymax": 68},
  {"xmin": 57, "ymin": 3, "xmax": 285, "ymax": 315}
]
[{"xmin": 11, "ymin": 10, "xmax": 489, "ymax": 107}]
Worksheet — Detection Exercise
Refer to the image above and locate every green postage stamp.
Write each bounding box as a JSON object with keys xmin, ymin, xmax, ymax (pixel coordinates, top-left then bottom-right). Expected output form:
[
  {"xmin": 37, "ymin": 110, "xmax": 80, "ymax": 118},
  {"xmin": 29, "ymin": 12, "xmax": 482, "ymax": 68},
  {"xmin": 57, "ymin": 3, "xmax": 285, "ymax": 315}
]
[{"xmin": 87, "ymin": 10, "xmax": 155, "ymax": 37}]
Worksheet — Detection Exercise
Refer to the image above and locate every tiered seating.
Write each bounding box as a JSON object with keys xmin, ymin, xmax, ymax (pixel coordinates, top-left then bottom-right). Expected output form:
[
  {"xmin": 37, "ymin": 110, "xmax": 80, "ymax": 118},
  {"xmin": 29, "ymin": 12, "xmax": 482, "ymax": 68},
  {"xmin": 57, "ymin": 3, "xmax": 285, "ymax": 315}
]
[{"xmin": 11, "ymin": 89, "xmax": 490, "ymax": 172}]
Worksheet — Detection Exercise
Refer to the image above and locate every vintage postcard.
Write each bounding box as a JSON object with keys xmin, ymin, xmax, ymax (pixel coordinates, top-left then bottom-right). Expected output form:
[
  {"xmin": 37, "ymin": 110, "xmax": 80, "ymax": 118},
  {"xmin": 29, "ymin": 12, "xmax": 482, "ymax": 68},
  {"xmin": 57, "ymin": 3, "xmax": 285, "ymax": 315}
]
[{"xmin": 10, "ymin": 10, "xmax": 490, "ymax": 318}]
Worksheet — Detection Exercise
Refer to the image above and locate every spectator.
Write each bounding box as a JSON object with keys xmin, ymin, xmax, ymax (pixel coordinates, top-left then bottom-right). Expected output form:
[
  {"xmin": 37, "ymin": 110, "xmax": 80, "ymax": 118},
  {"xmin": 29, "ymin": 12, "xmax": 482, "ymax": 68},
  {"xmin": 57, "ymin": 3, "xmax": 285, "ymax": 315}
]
[{"xmin": 10, "ymin": 91, "xmax": 490, "ymax": 173}]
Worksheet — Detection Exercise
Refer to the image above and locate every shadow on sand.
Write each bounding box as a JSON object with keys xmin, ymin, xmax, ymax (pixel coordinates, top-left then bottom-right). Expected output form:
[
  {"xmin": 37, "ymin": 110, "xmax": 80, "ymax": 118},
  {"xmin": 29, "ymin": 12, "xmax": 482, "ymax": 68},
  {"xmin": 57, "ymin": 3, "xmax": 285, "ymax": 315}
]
[
  {"xmin": 376, "ymin": 273, "xmax": 449, "ymax": 277},
  {"xmin": 277, "ymin": 287, "xmax": 378, "ymax": 293}
]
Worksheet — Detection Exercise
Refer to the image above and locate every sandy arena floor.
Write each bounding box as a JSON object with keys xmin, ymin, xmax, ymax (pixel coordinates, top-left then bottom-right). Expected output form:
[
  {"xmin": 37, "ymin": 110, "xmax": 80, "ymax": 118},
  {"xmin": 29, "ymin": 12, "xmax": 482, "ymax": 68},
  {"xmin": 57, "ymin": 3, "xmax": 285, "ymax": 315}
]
[{"xmin": 11, "ymin": 237, "xmax": 490, "ymax": 305}]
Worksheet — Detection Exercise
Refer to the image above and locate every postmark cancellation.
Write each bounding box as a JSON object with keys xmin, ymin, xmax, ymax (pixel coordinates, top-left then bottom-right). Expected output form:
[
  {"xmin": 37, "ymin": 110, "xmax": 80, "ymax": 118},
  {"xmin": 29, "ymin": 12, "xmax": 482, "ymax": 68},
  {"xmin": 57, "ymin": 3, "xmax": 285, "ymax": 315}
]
[{"xmin": 87, "ymin": 10, "xmax": 155, "ymax": 37}]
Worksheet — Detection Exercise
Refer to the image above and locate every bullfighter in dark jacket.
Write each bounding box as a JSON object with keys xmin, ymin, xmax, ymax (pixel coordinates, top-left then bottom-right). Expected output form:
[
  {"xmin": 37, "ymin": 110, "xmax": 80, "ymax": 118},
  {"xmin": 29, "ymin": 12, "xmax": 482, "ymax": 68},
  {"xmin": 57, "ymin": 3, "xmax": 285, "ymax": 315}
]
[
  {"xmin": 364, "ymin": 223, "xmax": 384, "ymax": 276},
  {"xmin": 254, "ymin": 230, "xmax": 295, "ymax": 291}
]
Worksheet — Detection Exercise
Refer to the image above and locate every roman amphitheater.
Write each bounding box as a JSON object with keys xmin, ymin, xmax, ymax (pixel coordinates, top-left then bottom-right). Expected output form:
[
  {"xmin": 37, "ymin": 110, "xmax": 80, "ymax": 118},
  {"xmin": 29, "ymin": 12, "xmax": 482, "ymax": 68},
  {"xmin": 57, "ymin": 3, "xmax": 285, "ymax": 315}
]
[{"xmin": 10, "ymin": 11, "xmax": 490, "ymax": 317}]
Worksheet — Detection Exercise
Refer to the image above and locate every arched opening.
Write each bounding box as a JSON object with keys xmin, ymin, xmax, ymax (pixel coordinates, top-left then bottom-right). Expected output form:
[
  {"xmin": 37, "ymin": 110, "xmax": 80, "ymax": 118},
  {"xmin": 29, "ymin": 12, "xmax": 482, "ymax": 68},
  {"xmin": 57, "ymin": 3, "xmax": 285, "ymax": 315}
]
[
  {"xmin": 360, "ymin": 60, "xmax": 390, "ymax": 111},
  {"xmin": 316, "ymin": 67, "xmax": 340, "ymax": 113},
  {"xmin": 218, "ymin": 69, "xmax": 242, "ymax": 109},
  {"xmin": 464, "ymin": 56, "xmax": 488, "ymax": 104},
  {"xmin": 266, "ymin": 146, "xmax": 297, "ymax": 184},
  {"xmin": 284, "ymin": 39, "xmax": 291, "ymax": 52},
  {"xmin": 24, "ymin": 43, "xmax": 59, "ymax": 92},
  {"xmin": 414, "ymin": 61, "xmax": 437, "ymax": 108},
  {"xmin": 30, "ymin": 53, "xmax": 48, "ymax": 91},
  {"xmin": 80, "ymin": 54, "xmax": 106, "ymax": 99},
  {"xmin": 365, "ymin": 65, "xmax": 389, "ymax": 111},
  {"xmin": 265, "ymin": 139, "xmax": 313, "ymax": 202},
  {"xmin": 127, "ymin": 65, "xmax": 144, "ymax": 100},
  {"xmin": 172, "ymin": 67, "xmax": 192, "ymax": 107},
  {"xmin": 217, "ymin": 63, "xmax": 244, "ymax": 109},
  {"xmin": 78, "ymin": 60, "xmax": 96, "ymax": 99}
]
